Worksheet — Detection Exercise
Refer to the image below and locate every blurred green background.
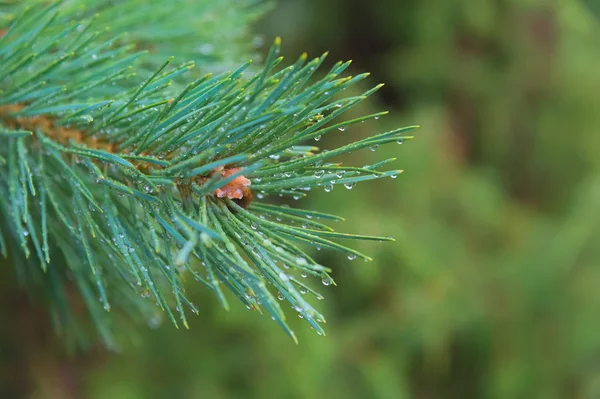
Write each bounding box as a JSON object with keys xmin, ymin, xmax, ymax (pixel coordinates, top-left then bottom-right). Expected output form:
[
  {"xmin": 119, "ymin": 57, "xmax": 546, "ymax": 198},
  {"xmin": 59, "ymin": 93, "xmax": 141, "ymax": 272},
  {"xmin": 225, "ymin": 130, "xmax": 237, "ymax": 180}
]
[{"xmin": 6, "ymin": 0, "xmax": 600, "ymax": 398}]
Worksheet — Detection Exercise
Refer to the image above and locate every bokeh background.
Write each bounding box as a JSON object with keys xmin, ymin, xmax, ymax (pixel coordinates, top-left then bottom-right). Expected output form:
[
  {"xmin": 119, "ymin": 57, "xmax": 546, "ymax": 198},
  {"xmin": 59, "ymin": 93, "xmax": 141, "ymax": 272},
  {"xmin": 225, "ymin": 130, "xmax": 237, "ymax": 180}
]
[{"xmin": 5, "ymin": 0, "xmax": 600, "ymax": 398}]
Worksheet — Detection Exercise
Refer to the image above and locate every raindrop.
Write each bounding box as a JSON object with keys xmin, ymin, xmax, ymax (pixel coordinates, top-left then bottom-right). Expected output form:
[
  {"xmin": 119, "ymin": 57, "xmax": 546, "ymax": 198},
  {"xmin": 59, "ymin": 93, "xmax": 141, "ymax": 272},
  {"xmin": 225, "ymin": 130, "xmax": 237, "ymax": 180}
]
[
  {"xmin": 279, "ymin": 272, "xmax": 290, "ymax": 281},
  {"xmin": 314, "ymin": 170, "xmax": 325, "ymax": 178},
  {"xmin": 397, "ymin": 139, "xmax": 404, "ymax": 145},
  {"xmin": 344, "ymin": 182, "xmax": 355, "ymax": 190},
  {"xmin": 277, "ymin": 292, "xmax": 285, "ymax": 301},
  {"xmin": 324, "ymin": 184, "xmax": 333, "ymax": 192},
  {"xmin": 296, "ymin": 257, "xmax": 308, "ymax": 266},
  {"xmin": 314, "ymin": 135, "xmax": 321, "ymax": 141},
  {"xmin": 369, "ymin": 144, "xmax": 379, "ymax": 151},
  {"xmin": 338, "ymin": 126, "xmax": 346, "ymax": 132},
  {"xmin": 347, "ymin": 253, "xmax": 357, "ymax": 261},
  {"xmin": 321, "ymin": 277, "xmax": 331, "ymax": 286}
]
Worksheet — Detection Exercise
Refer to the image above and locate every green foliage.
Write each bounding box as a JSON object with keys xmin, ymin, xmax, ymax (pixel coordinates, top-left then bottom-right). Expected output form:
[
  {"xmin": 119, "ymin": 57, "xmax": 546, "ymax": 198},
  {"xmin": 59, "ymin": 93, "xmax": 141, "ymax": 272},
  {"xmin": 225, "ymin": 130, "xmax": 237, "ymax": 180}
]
[
  {"xmin": 0, "ymin": 1, "xmax": 412, "ymax": 347},
  {"xmin": 1, "ymin": 0, "xmax": 268, "ymax": 72}
]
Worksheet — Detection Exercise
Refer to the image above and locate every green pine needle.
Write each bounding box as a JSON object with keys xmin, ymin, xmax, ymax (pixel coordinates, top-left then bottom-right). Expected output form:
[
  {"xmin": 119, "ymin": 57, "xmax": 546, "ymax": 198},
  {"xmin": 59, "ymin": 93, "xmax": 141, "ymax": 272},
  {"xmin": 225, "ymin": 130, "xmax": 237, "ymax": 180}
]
[{"xmin": 0, "ymin": 0, "xmax": 416, "ymax": 347}]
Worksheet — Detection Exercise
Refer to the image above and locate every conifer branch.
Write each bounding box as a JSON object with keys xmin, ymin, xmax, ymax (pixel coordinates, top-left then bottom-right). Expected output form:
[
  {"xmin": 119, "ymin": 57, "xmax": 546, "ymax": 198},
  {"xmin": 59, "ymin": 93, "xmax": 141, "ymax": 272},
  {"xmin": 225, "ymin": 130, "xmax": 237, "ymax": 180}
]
[{"xmin": 0, "ymin": 1, "xmax": 416, "ymax": 346}]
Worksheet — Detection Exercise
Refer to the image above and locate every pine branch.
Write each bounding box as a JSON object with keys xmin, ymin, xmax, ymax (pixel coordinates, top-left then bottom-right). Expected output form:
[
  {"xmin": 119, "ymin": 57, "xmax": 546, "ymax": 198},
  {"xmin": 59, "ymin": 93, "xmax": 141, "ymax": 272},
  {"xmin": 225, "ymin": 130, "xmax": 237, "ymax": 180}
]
[
  {"xmin": 0, "ymin": 0, "xmax": 268, "ymax": 73},
  {"xmin": 0, "ymin": 1, "xmax": 416, "ymax": 347}
]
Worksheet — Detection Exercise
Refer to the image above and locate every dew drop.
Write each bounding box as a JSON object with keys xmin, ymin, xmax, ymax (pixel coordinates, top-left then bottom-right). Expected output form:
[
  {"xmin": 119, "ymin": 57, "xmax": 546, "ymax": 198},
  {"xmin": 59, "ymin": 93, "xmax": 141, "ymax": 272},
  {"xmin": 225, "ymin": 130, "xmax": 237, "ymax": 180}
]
[
  {"xmin": 338, "ymin": 126, "xmax": 346, "ymax": 132},
  {"xmin": 347, "ymin": 253, "xmax": 357, "ymax": 261},
  {"xmin": 279, "ymin": 272, "xmax": 290, "ymax": 281},
  {"xmin": 314, "ymin": 135, "xmax": 321, "ymax": 141},
  {"xmin": 369, "ymin": 144, "xmax": 379, "ymax": 151},
  {"xmin": 324, "ymin": 184, "xmax": 333, "ymax": 192},
  {"xmin": 344, "ymin": 182, "xmax": 355, "ymax": 190},
  {"xmin": 296, "ymin": 257, "xmax": 308, "ymax": 266}
]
